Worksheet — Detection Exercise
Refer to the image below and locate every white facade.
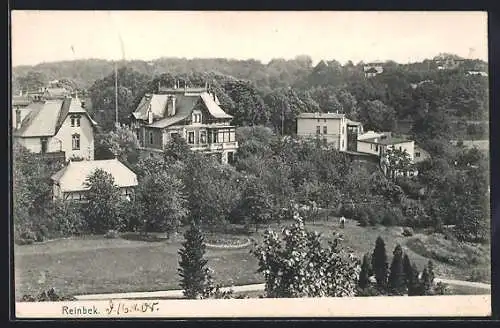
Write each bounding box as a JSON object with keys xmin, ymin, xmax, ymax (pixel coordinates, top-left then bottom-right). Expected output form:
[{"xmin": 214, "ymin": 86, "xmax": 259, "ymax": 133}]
[{"xmin": 296, "ymin": 113, "xmax": 348, "ymax": 151}]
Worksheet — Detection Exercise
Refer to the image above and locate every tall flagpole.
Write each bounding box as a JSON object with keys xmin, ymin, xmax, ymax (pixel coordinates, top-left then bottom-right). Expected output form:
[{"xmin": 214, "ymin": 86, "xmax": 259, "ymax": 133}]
[{"xmin": 115, "ymin": 60, "xmax": 118, "ymax": 128}]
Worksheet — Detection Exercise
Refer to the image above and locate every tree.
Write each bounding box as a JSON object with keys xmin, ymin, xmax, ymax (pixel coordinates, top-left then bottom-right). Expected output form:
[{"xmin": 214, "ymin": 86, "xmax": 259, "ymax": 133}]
[
  {"xmin": 163, "ymin": 134, "xmax": 193, "ymax": 163},
  {"xmin": 223, "ymin": 79, "xmax": 269, "ymax": 126},
  {"xmin": 407, "ymin": 263, "xmax": 423, "ymax": 296},
  {"xmin": 135, "ymin": 171, "xmax": 188, "ymax": 237},
  {"xmin": 178, "ymin": 221, "xmax": 211, "ymax": 299},
  {"xmin": 239, "ymin": 177, "xmax": 273, "ymax": 232},
  {"xmin": 17, "ymin": 71, "xmax": 47, "ymax": 93},
  {"xmin": 371, "ymin": 236, "xmax": 388, "ymax": 290},
  {"xmin": 97, "ymin": 124, "xmax": 140, "ymax": 164},
  {"xmin": 183, "ymin": 154, "xmax": 242, "ymax": 230},
  {"xmin": 388, "ymin": 245, "xmax": 405, "ymax": 295},
  {"xmin": 252, "ymin": 215, "xmax": 360, "ymax": 298},
  {"xmin": 82, "ymin": 169, "xmax": 123, "ymax": 234},
  {"xmin": 383, "ymin": 147, "xmax": 413, "ymax": 180},
  {"xmin": 358, "ymin": 100, "xmax": 397, "ymax": 131},
  {"xmin": 358, "ymin": 253, "xmax": 372, "ymax": 289}
]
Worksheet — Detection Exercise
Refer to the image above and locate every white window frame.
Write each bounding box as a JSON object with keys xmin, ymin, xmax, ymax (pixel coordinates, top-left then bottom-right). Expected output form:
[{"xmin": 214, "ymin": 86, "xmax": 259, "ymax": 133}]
[{"xmin": 72, "ymin": 134, "xmax": 80, "ymax": 150}]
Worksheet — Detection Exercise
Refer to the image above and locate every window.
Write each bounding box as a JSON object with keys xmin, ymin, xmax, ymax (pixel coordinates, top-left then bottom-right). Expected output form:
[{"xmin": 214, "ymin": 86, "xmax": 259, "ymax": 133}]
[
  {"xmin": 316, "ymin": 126, "xmax": 321, "ymax": 134},
  {"xmin": 399, "ymin": 146, "xmax": 402, "ymax": 151},
  {"xmin": 149, "ymin": 132, "xmax": 154, "ymax": 145},
  {"xmin": 170, "ymin": 132, "xmax": 179, "ymax": 140},
  {"xmin": 323, "ymin": 126, "xmax": 327, "ymax": 134},
  {"xmin": 415, "ymin": 152, "xmax": 421, "ymax": 158},
  {"xmin": 213, "ymin": 131, "xmax": 218, "ymax": 143},
  {"xmin": 192, "ymin": 113, "xmax": 201, "ymax": 123},
  {"xmin": 375, "ymin": 144, "xmax": 379, "ymax": 152},
  {"xmin": 342, "ymin": 126, "xmax": 345, "ymax": 134},
  {"xmin": 70, "ymin": 115, "xmax": 81, "ymax": 127},
  {"xmin": 324, "ymin": 119, "xmax": 327, "ymax": 123},
  {"xmin": 188, "ymin": 131, "xmax": 195, "ymax": 144},
  {"xmin": 72, "ymin": 134, "xmax": 80, "ymax": 150},
  {"xmin": 41, "ymin": 138, "xmax": 48, "ymax": 153},
  {"xmin": 200, "ymin": 131, "xmax": 207, "ymax": 143},
  {"xmin": 341, "ymin": 140, "xmax": 344, "ymax": 149},
  {"xmin": 227, "ymin": 152, "xmax": 234, "ymax": 164}
]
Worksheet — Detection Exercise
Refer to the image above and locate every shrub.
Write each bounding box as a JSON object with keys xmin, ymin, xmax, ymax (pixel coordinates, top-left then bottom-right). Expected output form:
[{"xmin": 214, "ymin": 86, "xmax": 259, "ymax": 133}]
[
  {"xmin": 17, "ymin": 230, "xmax": 36, "ymax": 245},
  {"xmin": 467, "ymin": 268, "xmax": 491, "ymax": 283},
  {"xmin": 104, "ymin": 229, "xmax": 119, "ymax": 239},
  {"xmin": 22, "ymin": 288, "xmax": 77, "ymax": 302},
  {"xmin": 402, "ymin": 227, "xmax": 414, "ymax": 237},
  {"xmin": 252, "ymin": 215, "xmax": 360, "ymax": 298}
]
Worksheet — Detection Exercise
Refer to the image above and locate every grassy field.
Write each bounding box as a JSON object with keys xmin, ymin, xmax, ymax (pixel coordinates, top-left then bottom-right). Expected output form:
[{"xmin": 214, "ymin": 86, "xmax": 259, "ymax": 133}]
[{"xmin": 14, "ymin": 218, "xmax": 490, "ymax": 300}]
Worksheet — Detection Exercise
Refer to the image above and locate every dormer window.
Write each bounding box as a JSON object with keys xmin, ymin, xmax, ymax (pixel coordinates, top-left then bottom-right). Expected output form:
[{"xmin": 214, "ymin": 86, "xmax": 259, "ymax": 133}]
[
  {"xmin": 70, "ymin": 115, "xmax": 81, "ymax": 127},
  {"xmin": 192, "ymin": 112, "xmax": 202, "ymax": 123}
]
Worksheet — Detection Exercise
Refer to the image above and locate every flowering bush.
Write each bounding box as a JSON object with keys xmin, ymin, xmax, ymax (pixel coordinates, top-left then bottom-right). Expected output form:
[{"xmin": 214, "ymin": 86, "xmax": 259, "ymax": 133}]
[{"xmin": 251, "ymin": 215, "xmax": 360, "ymax": 298}]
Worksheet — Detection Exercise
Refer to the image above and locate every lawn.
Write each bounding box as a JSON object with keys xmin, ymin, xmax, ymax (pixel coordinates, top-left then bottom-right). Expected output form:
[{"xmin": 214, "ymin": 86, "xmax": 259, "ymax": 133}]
[{"xmin": 14, "ymin": 218, "xmax": 490, "ymax": 300}]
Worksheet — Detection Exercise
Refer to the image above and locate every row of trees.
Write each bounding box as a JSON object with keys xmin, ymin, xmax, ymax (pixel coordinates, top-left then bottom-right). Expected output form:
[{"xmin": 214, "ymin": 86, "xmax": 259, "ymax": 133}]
[
  {"xmin": 358, "ymin": 237, "xmax": 445, "ymax": 296},
  {"xmin": 177, "ymin": 216, "xmax": 446, "ymax": 299}
]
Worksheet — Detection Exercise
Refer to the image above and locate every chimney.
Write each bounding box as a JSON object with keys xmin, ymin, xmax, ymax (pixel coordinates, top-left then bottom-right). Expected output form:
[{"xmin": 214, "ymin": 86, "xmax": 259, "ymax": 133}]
[
  {"xmin": 147, "ymin": 105, "xmax": 153, "ymax": 124},
  {"xmin": 15, "ymin": 108, "xmax": 21, "ymax": 130},
  {"xmin": 169, "ymin": 96, "xmax": 176, "ymax": 116}
]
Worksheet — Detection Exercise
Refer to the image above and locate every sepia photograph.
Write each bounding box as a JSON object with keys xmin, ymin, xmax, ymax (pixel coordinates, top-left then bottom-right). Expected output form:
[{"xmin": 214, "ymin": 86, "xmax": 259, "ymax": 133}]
[{"xmin": 11, "ymin": 10, "xmax": 491, "ymax": 318}]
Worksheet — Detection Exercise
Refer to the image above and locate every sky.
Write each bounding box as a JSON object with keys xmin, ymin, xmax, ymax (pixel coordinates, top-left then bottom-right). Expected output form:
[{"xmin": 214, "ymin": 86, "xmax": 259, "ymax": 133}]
[{"xmin": 11, "ymin": 11, "xmax": 488, "ymax": 67}]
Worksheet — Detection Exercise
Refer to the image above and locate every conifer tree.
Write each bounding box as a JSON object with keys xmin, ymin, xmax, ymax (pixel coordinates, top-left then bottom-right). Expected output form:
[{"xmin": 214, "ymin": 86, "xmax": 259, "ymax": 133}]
[
  {"xmin": 358, "ymin": 253, "xmax": 371, "ymax": 289},
  {"xmin": 178, "ymin": 221, "xmax": 211, "ymax": 299},
  {"xmin": 421, "ymin": 266, "xmax": 432, "ymax": 295},
  {"xmin": 402, "ymin": 253, "xmax": 413, "ymax": 291},
  {"xmin": 388, "ymin": 244, "xmax": 405, "ymax": 295},
  {"xmin": 407, "ymin": 263, "xmax": 423, "ymax": 296},
  {"xmin": 371, "ymin": 236, "xmax": 388, "ymax": 291},
  {"xmin": 422, "ymin": 260, "xmax": 435, "ymax": 295}
]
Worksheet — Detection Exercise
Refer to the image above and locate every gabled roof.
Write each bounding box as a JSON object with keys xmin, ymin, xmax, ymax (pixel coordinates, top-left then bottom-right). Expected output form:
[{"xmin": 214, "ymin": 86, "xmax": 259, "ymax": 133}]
[
  {"xmin": 51, "ymin": 159, "xmax": 138, "ymax": 193},
  {"xmin": 297, "ymin": 112, "xmax": 345, "ymax": 119},
  {"xmin": 200, "ymin": 92, "xmax": 233, "ymax": 119},
  {"xmin": 13, "ymin": 97, "xmax": 97, "ymax": 137},
  {"xmin": 133, "ymin": 91, "xmax": 232, "ymax": 129}
]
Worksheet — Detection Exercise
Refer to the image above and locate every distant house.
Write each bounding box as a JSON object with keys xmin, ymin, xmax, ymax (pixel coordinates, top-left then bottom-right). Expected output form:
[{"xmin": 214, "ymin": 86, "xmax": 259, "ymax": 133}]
[
  {"xmin": 13, "ymin": 96, "xmax": 97, "ymax": 161},
  {"xmin": 130, "ymin": 83, "xmax": 238, "ymax": 164},
  {"xmin": 43, "ymin": 87, "xmax": 70, "ymax": 99},
  {"xmin": 434, "ymin": 56, "xmax": 464, "ymax": 70},
  {"xmin": 363, "ymin": 62, "xmax": 384, "ymax": 78},
  {"xmin": 50, "ymin": 159, "xmax": 138, "ymax": 201},
  {"xmin": 466, "ymin": 71, "xmax": 488, "ymax": 77},
  {"xmin": 357, "ymin": 131, "xmax": 417, "ymax": 177}
]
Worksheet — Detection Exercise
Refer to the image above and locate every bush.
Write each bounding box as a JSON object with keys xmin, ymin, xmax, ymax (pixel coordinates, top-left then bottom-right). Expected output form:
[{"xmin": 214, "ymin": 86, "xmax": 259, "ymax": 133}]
[
  {"xmin": 21, "ymin": 288, "xmax": 77, "ymax": 302},
  {"xmin": 17, "ymin": 230, "xmax": 36, "ymax": 245},
  {"xmin": 104, "ymin": 229, "xmax": 120, "ymax": 239},
  {"xmin": 402, "ymin": 227, "xmax": 414, "ymax": 237},
  {"xmin": 340, "ymin": 203, "xmax": 356, "ymax": 219},
  {"xmin": 467, "ymin": 268, "xmax": 491, "ymax": 283},
  {"xmin": 252, "ymin": 215, "xmax": 360, "ymax": 298}
]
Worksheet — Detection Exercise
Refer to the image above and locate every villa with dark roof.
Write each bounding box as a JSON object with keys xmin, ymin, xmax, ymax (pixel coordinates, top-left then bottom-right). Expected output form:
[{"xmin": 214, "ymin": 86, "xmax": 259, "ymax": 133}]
[
  {"xmin": 130, "ymin": 83, "xmax": 238, "ymax": 164},
  {"xmin": 363, "ymin": 62, "xmax": 384, "ymax": 78},
  {"xmin": 13, "ymin": 96, "xmax": 97, "ymax": 161}
]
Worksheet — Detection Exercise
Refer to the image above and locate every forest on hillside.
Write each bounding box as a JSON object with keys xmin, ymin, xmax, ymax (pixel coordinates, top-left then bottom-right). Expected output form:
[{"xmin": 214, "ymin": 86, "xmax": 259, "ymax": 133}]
[{"xmin": 12, "ymin": 54, "xmax": 489, "ymax": 141}]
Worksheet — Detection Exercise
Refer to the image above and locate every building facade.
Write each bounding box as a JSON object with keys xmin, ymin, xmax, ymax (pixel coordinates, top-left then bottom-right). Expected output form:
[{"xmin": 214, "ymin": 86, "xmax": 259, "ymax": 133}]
[
  {"xmin": 296, "ymin": 112, "xmax": 363, "ymax": 152},
  {"xmin": 131, "ymin": 83, "xmax": 238, "ymax": 164},
  {"xmin": 13, "ymin": 96, "xmax": 97, "ymax": 161}
]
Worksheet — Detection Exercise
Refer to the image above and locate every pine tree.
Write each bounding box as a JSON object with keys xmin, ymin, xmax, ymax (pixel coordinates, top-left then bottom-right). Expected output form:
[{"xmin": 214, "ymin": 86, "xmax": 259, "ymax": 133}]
[
  {"xmin": 407, "ymin": 263, "xmax": 423, "ymax": 296},
  {"xmin": 358, "ymin": 253, "xmax": 371, "ymax": 289},
  {"xmin": 178, "ymin": 221, "xmax": 211, "ymax": 299},
  {"xmin": 402, "ymin": 253, "xmax": 413, "ymax": 291},
  {"xmin": 422, "ymin": 260, "xmax": 435, "ymax": 295},
  {"xmin": 371, "ymin": 236, "xmax": 388, "ymax": 291},
  {"xmin": 421, "ymin": 266, "xmax": 432, "ymax": 295},
  {"xmin": 388, "ymin": 245, "xmax": 405, "ymax": 295}
]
